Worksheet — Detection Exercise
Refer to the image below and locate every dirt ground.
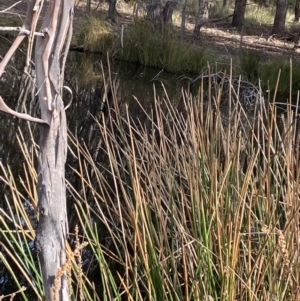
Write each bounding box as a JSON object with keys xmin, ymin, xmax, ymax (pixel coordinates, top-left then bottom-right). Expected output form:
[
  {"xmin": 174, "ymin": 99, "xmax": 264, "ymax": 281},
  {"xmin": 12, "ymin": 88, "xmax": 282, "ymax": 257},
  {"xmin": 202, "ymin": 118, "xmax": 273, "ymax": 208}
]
[{"xmin": 1, "ymin": 0, "xmax": 300, "ymax": 62}]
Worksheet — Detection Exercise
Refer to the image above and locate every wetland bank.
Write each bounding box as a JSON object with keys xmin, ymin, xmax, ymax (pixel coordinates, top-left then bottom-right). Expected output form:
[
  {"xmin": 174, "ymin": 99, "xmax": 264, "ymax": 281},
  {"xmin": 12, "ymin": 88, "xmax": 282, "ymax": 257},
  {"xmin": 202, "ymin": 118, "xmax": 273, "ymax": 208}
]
[{"xmin": 2, "ymin": 0, "xmax": 300, "ymax": 300}]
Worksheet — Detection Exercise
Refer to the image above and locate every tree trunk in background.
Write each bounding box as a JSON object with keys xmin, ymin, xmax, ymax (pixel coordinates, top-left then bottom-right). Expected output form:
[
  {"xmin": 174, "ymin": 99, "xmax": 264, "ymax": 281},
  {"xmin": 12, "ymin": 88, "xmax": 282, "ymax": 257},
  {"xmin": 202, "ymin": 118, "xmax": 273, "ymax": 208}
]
[
  {"xmin": 193, "ymin": 0, "xmax": 209, "ymax": 37},
  {"xmin": 107, "ymin": 0, "xmax": 117, "ymax": 22},
  {"xmin": 259, "ymin": 0, "xmax": 269, "ymax": 7},
  {"xmin": 231, "ymin": 0, "xmax": 247, "ymax": 29},
  {"xmin": 181, "ymin": 0, "xmax": 188, "ymax": 41},
  {"xmin": 146, "ymin": 0, "xmax": 162, "ymax": 28},
  {"xmin": 295, "ymin": 0, "xmax": 300, "ymax": 22},
  {"xmin": 86, "ymin": 0, "xmax": 91, "ymax": 13},
  {"xmin": 161, "ymin": 1, "xmax": 177, "ymax": 24},
  {"xmin": 222, "ymin": 0, "xmax": 227, "ymax": 11},
  {"xmin": 34, "ymin": 0, "xmax": 74, "ymax": 300},
  {"xmin": 272, "ymin": 0, "xmax": 288, "ymax": 34}
]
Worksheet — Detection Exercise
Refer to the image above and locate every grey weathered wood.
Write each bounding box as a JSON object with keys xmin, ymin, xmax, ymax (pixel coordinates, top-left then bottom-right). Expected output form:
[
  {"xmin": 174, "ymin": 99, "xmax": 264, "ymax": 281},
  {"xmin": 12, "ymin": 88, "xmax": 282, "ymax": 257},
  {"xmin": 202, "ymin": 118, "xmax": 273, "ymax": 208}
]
[
  {"xmin": 0, "ymin": 0, "xmax": 74, "ymax": 300},
  {"xmin": 34, "ymin": 0, "xmax": 74, "ymax": 300}
]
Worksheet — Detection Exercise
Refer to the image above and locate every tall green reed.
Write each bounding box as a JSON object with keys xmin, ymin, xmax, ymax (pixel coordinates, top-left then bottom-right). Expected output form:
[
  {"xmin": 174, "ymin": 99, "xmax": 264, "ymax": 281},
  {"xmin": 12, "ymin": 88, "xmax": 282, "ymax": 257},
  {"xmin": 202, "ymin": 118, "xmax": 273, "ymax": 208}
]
[{"xmin": 1, "ymin": 71, "xmax": 300, "ymax": 300}]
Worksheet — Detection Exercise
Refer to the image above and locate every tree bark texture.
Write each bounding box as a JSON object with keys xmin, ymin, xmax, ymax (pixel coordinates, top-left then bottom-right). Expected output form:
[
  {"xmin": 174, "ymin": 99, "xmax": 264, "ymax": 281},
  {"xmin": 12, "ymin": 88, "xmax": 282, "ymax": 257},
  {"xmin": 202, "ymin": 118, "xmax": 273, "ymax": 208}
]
[
  {"xmin": 272, "ymin": 0, "xmax": 288, "ymax": 34},
  {"xmin": 193, "ymin": 0, "xmax": 209, "ymax": 37},
  {"xmin": 34, "ymin": 0, "xmax": 74, "ymax": 300},
  {"xmin": 231, "ymin": 0, "xmax": 247, "ymax": 29}
]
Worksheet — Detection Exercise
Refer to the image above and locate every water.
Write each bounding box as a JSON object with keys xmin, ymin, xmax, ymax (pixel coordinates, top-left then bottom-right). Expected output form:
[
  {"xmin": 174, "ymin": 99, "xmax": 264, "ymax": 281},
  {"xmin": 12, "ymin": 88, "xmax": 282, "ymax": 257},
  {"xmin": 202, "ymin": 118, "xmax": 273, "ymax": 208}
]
[{"xmin": 0, "ymin": 46, "xmax": 187, "ymax": 298}]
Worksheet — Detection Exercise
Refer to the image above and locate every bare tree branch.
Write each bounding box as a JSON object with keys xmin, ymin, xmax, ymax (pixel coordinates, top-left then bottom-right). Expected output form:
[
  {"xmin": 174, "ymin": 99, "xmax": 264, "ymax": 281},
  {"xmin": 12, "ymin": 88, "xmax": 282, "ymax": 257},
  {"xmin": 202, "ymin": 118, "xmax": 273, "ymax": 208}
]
[
  {"xmin": 0, "ymin": 26, "xmax": 45, "ymax": 36},
  {"xmin": 0, "ymin": 96, "xmax": 49, "ymax": 124},
  {"xmin": 0, "ymin": 0, "xmax": 48, "ymax": 125},
  {"xmin": 0, "ymin": 1, "xmax": 22, "ymax": 13}
]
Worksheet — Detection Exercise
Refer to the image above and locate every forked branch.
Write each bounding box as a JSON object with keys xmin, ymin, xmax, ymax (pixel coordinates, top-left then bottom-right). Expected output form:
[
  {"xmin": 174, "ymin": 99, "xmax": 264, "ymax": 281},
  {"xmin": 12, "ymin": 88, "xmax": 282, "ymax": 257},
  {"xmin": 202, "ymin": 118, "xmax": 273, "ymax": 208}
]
[{"xmin": 0, "ymin": 0, "xmax": 47, "ymax": 124}]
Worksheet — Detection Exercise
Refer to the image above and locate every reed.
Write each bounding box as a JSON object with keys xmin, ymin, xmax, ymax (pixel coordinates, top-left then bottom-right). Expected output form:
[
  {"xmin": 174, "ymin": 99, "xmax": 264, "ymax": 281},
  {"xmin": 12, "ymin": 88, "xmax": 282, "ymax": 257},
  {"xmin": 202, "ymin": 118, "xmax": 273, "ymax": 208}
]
[{"xmin": 1, "ymin": 71, "xmax": 300, "ymax": 301}]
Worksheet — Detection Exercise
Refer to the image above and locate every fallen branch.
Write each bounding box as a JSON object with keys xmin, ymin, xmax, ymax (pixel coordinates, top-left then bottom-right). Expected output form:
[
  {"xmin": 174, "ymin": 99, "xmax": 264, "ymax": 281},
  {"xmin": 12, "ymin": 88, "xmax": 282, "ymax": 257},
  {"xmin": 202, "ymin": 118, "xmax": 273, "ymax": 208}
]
[{"xmin": 200, "ymin": 14, "xmax": 233, "ymax": 27}]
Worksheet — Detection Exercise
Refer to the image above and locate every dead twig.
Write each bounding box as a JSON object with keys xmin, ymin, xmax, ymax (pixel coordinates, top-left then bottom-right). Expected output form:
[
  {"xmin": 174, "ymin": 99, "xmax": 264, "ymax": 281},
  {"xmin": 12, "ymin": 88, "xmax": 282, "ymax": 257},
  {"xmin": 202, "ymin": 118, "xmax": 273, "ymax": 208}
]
[
  {"xmin": 0, "ymin": 1, "xmax": 22, "ymax": 13},
  {"xmin": 0, "ymin": 96, "xmax": 49, "ymax": 124},
  {"xmin": 0, "ymin": 26, "xmax": 45, "ymax": 36}
]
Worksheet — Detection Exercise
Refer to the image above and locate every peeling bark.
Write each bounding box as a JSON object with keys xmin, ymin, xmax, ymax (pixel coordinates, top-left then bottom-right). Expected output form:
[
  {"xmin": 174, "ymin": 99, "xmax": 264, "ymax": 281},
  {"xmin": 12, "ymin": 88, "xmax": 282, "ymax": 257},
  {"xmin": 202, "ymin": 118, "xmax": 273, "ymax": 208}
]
[
  {"xmin": 0, "ymin": 0, "xmax": 74, "ymax": 300},
  {"xmin": 34, "ymin": 0, "xmax": 74, "ymax": 300}
]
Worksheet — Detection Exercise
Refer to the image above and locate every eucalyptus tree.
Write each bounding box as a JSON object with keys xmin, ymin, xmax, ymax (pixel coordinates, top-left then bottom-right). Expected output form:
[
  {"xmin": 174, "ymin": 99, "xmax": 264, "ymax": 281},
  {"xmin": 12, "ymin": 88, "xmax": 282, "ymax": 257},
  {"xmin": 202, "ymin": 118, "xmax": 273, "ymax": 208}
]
[
  {"xmin": 87, "ymin": 0, "xmax": 92, "ymax": 13},
  {"xmin": 181, "ymin": 0, "xmax": 188, "ymax": 40},
  {"xmin": 193, "ymin": 0, "xmax": 209, "ymax": 37},
  {"xmin": 295, "ymin": 0, "xmax": 300, "ymax": 22},
  {"xmin": 222, "ymin": 0, "xmax": 228, "ymax": 10},
  {"xmin": 0, "ymin": 0, "xmax": 75, "ymax": 300},
  {"xmin": 272, "ymin": 0, "xmax": 288, "ymax": 34},
  {"xmin": 231, "ymin": 0, "xmax": 247, "ymax": 29},
  {"xmin": 107, "ymin": 0, "xmax": 117, "ymax": 22}
]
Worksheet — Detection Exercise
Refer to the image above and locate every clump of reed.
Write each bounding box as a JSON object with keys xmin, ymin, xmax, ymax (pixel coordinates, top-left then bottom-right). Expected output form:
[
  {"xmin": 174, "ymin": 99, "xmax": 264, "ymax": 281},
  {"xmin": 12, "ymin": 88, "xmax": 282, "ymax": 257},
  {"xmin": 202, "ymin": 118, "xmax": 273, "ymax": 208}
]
[
  {"xmin": 77, "ymin": 15, "xmax": 213, "ymax": 73},
  {"xmin": 121, "ymin": 21, "xmax": 212, "ymax": 72},
  {"xmin": 2, "ymin": 73, "xmax": 300, "ymax": 301},
  {"xmin": 239, "ymin": 52, "xmax": 300, "ymax": 99},
  {"xmin": 76, "ymin": 15, "xmax": 119, "ymax": 55}
]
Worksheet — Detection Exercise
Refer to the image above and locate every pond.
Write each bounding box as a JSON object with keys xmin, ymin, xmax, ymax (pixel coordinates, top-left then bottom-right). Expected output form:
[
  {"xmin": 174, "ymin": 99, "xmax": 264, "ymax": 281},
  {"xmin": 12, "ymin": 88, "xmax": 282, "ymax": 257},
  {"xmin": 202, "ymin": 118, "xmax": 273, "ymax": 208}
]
[
  {"xmin": 0, "ymin": 45, "xmax": 191, "ymax": 297},
  {"xmin": 0, "ymin": 41, "xmax": 296, "ymax": 299}
]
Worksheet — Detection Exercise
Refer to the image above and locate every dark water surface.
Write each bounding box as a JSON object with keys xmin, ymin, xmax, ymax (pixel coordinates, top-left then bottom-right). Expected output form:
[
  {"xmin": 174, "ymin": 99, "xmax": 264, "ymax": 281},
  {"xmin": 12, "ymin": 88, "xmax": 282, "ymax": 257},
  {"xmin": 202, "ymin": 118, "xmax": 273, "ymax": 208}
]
[
  {"xmin": 0, "ymin": 42, "xmax": 189, "ymax": 297},
  {"xmin": 0, "ymin": 37, "xmax": 297, "ymax": 298},
  {"xmin": 0, "ymin": 45, "xmax": 187, "ymax": 162}
]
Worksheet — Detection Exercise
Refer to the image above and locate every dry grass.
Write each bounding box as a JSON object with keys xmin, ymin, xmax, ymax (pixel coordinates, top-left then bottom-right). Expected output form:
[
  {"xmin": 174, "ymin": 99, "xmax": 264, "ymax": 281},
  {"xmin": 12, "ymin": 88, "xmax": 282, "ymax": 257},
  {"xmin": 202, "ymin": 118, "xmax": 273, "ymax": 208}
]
[{"xmin": 1, "ymin": 70, "xmax": 300, "ymax": 300}]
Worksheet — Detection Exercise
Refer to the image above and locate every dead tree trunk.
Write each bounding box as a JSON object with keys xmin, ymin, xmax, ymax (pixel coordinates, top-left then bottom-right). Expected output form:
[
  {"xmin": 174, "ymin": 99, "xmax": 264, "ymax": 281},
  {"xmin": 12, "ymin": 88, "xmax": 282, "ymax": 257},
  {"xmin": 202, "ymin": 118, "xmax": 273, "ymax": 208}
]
[
  {"xmin": 0, "ymin": 0, "xmax": 74, "ymax": 300},
  {"xmin": 34, "ymin": 0, "xmax": 74, "ymax": 300}
]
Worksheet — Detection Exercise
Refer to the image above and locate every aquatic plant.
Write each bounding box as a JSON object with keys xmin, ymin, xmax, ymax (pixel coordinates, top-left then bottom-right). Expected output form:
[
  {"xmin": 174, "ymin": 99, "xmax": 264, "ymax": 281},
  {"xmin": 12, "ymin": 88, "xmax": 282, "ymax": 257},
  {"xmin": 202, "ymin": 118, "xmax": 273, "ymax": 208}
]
[{"xmin": 1, "ymin": 70, "xmax": 300, "ymax": 301}]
